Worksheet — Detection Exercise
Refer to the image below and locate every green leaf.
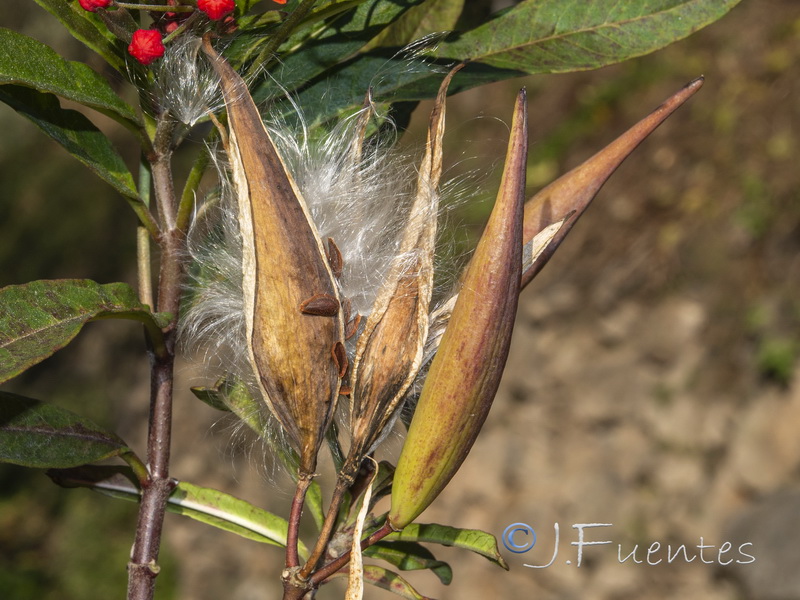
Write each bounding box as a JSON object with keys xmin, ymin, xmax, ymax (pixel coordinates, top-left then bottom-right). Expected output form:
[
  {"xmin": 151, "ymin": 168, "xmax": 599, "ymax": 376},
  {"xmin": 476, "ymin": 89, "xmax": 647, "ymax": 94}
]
[
  {"xmin": 306, "ymin": 479, "xmax": 325, "ymax": 531},
  {"xmin": 364, "ymin": 541, "xmax": 452, "ymax": 584},
  {"xmin": 365, "ymin": 0, "xmax": 465, "ymax": 49},
  {"xmin": 277, "ymin": 0, "xmax": 741, "ymax": 129},
  {"xmin": 32, "ymin": 0, "xmax": 125, "ymax": 71},
  {"xmin": 0, "ymin": 392, "xmax": 130, "ymax": 468},
  {"xmin": 0, "ymin": 28, "xmax": 139, "ymax": 128},
  {"xmin": 386, "ymin": 522, "xmax": 509, "ymax": 570},
  {"xmin": 0, "ymin": 280, "xmax": 159, "ymax": 383},
  {"xmin": 188, "ymin": 377, "xmax": 305, "ymax": 474},
  {"xmin": 358, "ymin": 566, "xmax": 432, "ymax": 600},
  {"xmin": 47, "ymin": 465, "xmax": 308, "ymax": 555},
  {"xmin": 190, "ymin": 377, "xmax": 266, "ymax": 433},
  {"xmin": 437, "ymin": 0, "xmax": 742, "ymax": 73},
  {"xmin": 190, "ymin": 381, "xmax": 234, "ymax": 413},
  {"xmin": 170, "ymin": 481, "xmax": 308, "ymax": 556},
  {"xmin": 0, "ymin": 85, "xmax": 138, "ymax": 199},
  {"xmin": 249, "ymin": 0, "xmax": 425, "ymax": 103},
  {"xmin": 368, "ymin": 460, "xmax": 395, "ymax": 510}
]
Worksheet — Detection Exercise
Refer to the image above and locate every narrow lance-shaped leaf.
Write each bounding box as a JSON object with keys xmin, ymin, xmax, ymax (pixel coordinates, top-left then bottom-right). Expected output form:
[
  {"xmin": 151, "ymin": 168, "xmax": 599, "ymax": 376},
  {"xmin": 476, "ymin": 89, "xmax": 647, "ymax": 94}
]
[
  {"xmin": 385, "ymin": 522, "xmax": 508, "ymax": 569},
  {"xmin": 201, "ymin": 37, "xmax": 344, "ymax": 475},
  {"xmin": 0, "ymin": 392, "xmax": 130, "ymax": 469},
  {"xmin": 0, "ymin": 85, "xmax": 138, "ymax": 200},
  {"xmin": 32, "ymin": 0, "xmax": 125, "ymax": 72},
  {"xmin": 363, "ymin": 541, "xmax": 452, "ymax": 584},
  {"xmin": 0, "ymin": 280, "xmax": 164, "ymax": 384},
  {"xmin": 388, "ymin": 89, "xmax": 527, "ymax": 530},
  {"xmin": 47, "ymin": 466, "xmax": 309, "ymax": 556},
  {"xmin": 521, "ymin": 76, "xmax": 704, "ymax": 287},
  {"xmin": 437, "ymin": 0, "xmax": 741, "ymax": 73},
  {"xmin": 345, "ymin": 65, "xmax": 462, "ymax": 480},
  {"xmin": 0, "ymin": 28, "xmax": 140, "ymax": 128}
]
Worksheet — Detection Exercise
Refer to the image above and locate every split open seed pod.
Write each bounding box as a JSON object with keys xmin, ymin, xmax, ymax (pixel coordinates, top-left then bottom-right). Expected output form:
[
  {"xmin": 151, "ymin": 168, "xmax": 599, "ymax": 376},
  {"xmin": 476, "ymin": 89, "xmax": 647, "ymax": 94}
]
[
  {"xmin": 342, "ymin": 66, "xmax": 462, "ymax": 483},
  {"xmin": 201, "ymin": 38, "xmax": 345, "ymax": 475}
]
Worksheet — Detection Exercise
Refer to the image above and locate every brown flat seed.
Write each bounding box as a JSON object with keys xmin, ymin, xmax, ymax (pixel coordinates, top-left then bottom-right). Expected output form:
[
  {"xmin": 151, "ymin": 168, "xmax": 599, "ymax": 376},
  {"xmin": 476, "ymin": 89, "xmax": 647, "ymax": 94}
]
[
  {"xmin": 299, "ymin": 294, "xmax": 340, "ymax": 316},
  {"xmin": 327, "ymin": 238, "xmax": 343, "ymax": 279},
  {"xmin": 345, "ymin": 313, "xmax": 362, "ymax": 340},
  {"xmin": 339, "ymin": 385, "xmax": 352, "ymax": 397},
  {"xmin": 332, "ymin": 341, "xmax": 348, "ymax": 378},
  {"xmin": 342, "ymin": 297, "xmax": 353, "ymax": 322}
]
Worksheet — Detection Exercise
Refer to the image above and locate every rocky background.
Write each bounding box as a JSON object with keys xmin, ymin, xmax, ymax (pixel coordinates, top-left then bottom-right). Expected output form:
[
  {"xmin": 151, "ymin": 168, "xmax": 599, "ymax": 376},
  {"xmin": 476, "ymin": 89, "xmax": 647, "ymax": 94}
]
[{"xmin": 2, "ymin": 1, "xmax": 800, "ymax": 599}]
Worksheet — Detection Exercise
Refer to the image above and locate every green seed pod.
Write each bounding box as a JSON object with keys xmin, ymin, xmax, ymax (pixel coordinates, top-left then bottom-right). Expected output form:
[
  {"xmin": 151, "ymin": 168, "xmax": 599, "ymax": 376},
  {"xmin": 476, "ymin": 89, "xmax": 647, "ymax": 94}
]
[
  {"xmin": 388, "ymin": 89, "xmax": 528, "ymax": 530},
  {"xmin": 201, "ymin": 38, "xmax": 344, "ymax": 475}
]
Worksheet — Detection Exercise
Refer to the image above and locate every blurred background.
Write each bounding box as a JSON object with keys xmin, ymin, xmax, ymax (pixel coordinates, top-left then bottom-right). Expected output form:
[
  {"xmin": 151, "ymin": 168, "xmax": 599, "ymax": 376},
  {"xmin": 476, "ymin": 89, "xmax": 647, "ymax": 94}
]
[{"xmin": 2, "ymin": 0, "xmax": 800, "ymax": 599}]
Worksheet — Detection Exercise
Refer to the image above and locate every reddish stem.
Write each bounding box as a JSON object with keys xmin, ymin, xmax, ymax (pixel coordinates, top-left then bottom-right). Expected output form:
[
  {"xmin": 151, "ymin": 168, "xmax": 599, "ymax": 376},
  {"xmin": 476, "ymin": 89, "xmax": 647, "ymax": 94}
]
[{"xmin": 286, "ymin": 474, "xmax": 313, "ymax": 568}]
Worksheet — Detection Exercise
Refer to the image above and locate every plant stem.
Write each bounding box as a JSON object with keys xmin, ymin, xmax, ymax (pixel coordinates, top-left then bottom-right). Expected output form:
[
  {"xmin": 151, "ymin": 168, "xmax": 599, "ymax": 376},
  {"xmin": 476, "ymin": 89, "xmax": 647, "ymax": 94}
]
[
  {"xmin": 175, "ymin": 146, "xmax": 210, "ymax": 233},
  {"xmin": 116, "ymin": 2, "xmax": 195, "ymax": 11},
  {"xmin": 127, "ymin": 113, "xmax": 187, "ymax": 600},
  {"xmin": 285, "ymin": 473, "xmax": 313, "ymax": 568},
  {"xmin": 137, "ymin": 156, "xmax": 154, "ymax": 308},
  {"xmin": 127, "ymin": 344, "xmax": 177, "ymax": 600},
  {"xmin": 298, "ymin": 473, "xmax": 350, "ymax": 578}
]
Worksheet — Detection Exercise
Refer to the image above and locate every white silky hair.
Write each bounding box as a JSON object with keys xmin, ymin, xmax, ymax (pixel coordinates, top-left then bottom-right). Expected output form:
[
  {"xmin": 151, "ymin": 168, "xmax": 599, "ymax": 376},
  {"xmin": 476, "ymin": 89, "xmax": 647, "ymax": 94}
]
[
  {"xmin": 270, "ymin": 112, "xmax": 420, "ymax": 316},
  {"xmin": 152, "ymin": 36, "xmax": 225, "ymax": 126}
]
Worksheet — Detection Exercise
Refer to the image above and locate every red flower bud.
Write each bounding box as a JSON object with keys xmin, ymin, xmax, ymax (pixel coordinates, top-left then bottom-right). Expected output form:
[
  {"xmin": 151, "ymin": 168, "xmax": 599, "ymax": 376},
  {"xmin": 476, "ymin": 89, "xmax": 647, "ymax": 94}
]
[
  {"xmin": 78, "ymin": 0, "xmax": 111, "ymax": 11},
  {"xmin": 198, "ymin": 0, "xmax": 235, "ymax": 20},
  {"xmin": 128, "ymin": 29, "xmax": 165, "ymax": 66}
]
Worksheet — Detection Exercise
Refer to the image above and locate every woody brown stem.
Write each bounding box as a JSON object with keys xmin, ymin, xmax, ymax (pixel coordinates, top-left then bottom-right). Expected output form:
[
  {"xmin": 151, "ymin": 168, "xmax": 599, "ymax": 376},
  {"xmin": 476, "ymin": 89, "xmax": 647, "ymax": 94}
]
[
  {"xmin": 127, "ymin": 112, "xmax": 187, "ymax": 600},
  {"xmin": 286, "ymin": 473, "xmax": 313, "ymax": 568}
]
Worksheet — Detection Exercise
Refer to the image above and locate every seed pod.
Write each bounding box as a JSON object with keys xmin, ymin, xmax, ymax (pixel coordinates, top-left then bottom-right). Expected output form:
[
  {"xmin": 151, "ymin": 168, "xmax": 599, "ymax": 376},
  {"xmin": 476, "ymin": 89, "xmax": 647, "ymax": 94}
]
[
  {"xmin": 521, "ymin": 77, "xmax": 704, "ymax": 288},
  {"xmin": 388, "ymin": 89, "xmax": 528, "ymax": 530},
  {"xmin": 342, "ymin": 66, "xmax": 462, "ymax": 482},
  {"xmin": 201, "ymin": 38, "xmax": 344, "ymax": 475}
]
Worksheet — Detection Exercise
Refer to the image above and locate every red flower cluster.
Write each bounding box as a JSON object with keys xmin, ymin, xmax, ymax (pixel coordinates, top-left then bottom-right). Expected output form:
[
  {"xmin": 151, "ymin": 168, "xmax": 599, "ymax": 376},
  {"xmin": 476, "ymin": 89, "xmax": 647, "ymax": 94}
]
[
  {"xmin": 78, "ymin": 0, "xmax": 111, "ymax": 11},
  {"xmin": 197, "ymin": 0, "xmax": 236, "ymax": 20},
  {"xmin": 128, "ymin": 29, "xmax": 165, "ymax": 66}
]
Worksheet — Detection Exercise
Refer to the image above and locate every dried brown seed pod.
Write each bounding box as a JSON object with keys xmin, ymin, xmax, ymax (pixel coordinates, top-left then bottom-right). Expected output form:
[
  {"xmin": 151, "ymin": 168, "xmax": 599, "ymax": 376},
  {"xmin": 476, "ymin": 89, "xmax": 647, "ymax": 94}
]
[{"xmin": 201, "ymin": 37, "xmax": 344, "ymax": 475}]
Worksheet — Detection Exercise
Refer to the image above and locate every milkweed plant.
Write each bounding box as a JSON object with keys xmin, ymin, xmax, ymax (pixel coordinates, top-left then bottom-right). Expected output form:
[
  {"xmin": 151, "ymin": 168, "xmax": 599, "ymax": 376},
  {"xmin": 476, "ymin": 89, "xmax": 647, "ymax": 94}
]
[{"xmin": 0, "ymin": 1, "xmax": 740, "ymax": 599}]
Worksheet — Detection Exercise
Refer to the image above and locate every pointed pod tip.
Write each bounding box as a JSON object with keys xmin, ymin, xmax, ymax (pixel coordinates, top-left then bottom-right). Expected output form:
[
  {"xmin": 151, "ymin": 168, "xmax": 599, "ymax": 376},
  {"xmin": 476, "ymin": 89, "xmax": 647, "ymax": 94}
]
[
  {"xmin": 688, "ymin": 75, "xmax": 705, "ymax": 88},
  {"xmin": 680, "ymin": 76, "xmax": 704, "ymax": 97},
  {"xmin": 653, "ymin": 75, "xmax": 704, "ymax": 117},
  {"xmin": 515, "ymin": 88, "xmax": 527, "ymax": 119},
  {"xmin": 511, "ymin": 89, "xmax": 528, "ymax": 136}
]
